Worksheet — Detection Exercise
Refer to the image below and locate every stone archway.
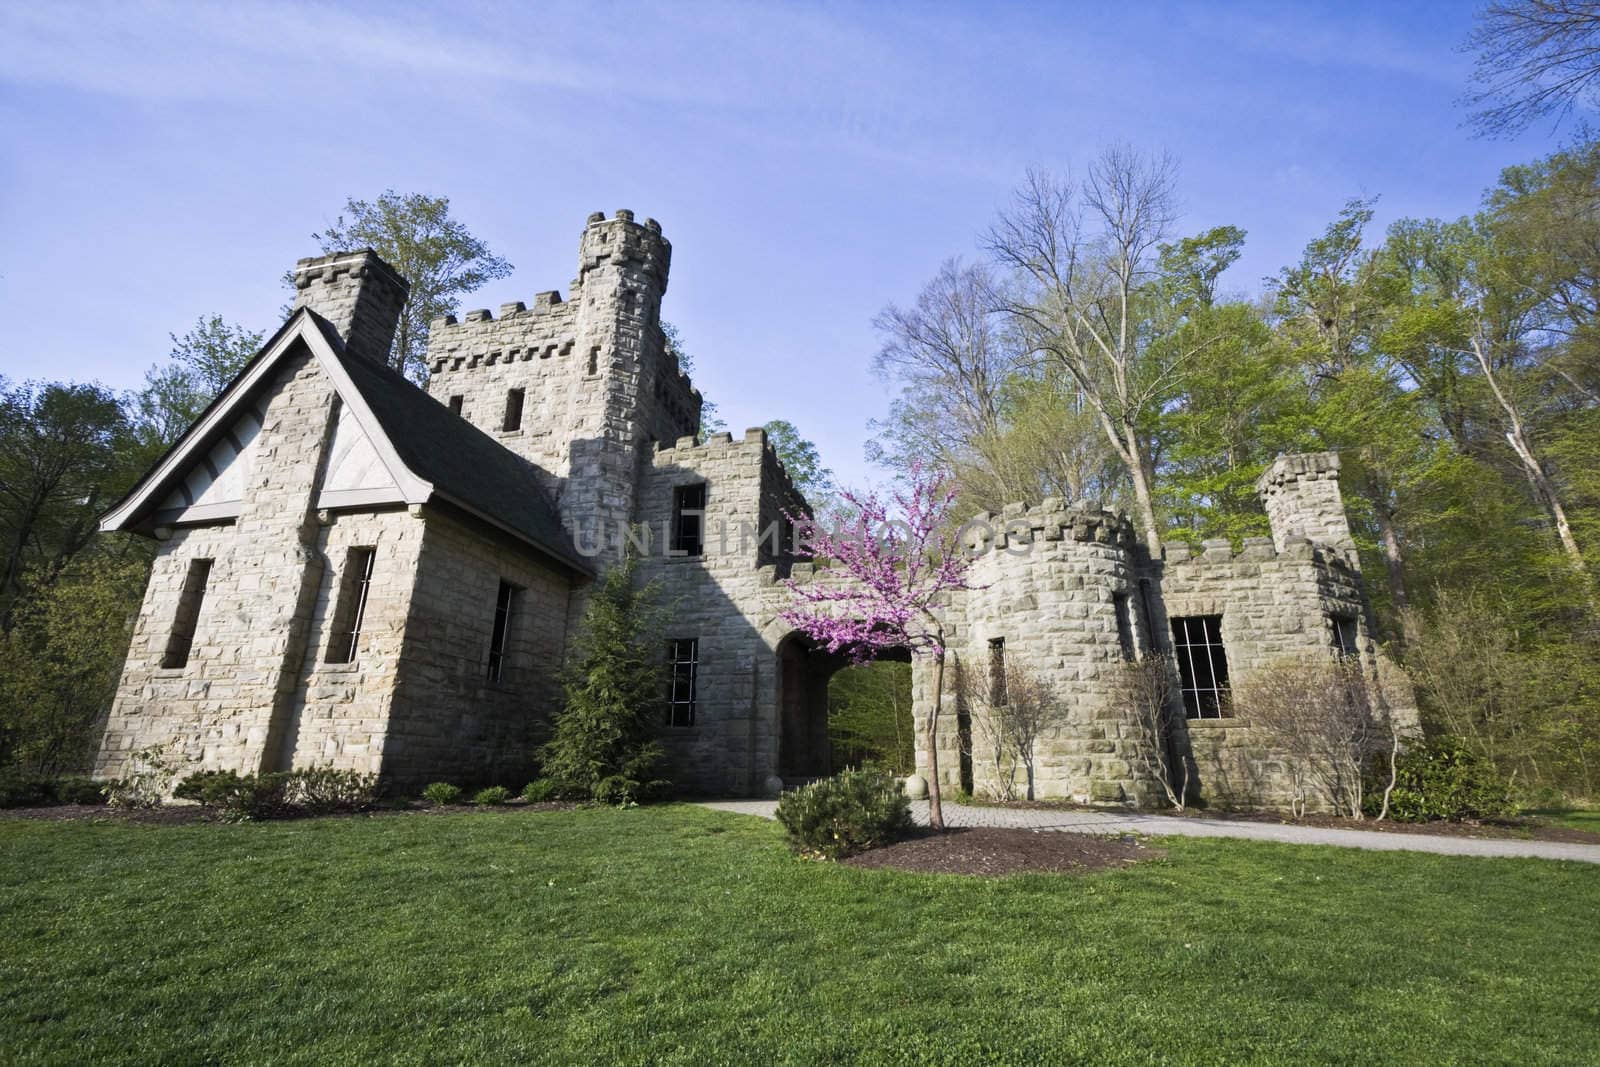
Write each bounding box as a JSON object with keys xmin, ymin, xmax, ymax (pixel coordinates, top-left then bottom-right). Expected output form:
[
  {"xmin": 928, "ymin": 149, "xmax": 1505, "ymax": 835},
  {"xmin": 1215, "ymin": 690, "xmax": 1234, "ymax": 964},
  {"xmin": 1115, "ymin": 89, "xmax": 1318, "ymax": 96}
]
[{"xmin": 773, "ymin": 632, "xmax": 913, "ymax": 784}]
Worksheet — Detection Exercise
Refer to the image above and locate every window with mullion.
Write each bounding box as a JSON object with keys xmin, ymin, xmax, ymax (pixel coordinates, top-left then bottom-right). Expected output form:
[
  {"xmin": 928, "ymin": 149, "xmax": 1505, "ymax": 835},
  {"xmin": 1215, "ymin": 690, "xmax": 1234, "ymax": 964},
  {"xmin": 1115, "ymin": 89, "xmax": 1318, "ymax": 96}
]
[
  {"xmin": 667, "ymin": 638, "xmax": 698, "ymax": 727},
  {"xmin": 487, "ymin": 580, "xmax": 520, "ymax": 683},
  {"xmin": 1170, "ymin": 615, "xmax": 1230, "ymax": 719}
]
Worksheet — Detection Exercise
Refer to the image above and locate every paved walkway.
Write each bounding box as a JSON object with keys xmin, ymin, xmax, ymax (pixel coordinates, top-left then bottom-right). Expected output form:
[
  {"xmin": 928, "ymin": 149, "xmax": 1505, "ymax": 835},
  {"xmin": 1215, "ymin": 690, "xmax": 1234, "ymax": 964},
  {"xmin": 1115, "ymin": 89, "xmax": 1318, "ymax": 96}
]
[{"xmin": 698, "ymin": 799, "xmax": 1600, "ymax": 865}]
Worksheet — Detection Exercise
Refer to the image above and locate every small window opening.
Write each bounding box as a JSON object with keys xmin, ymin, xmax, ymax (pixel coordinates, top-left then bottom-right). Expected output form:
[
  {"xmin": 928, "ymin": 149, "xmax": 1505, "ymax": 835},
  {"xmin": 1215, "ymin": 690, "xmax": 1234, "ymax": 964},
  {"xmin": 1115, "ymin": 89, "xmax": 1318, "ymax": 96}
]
[
  {"xmin": 1331, "ymin": 615, "xmax": 1360, "ymax": 658},
  {"xmin": 326, "ymin": 547, "xmax": 376, "ymax": 664},
  {"xmin": 1114, "ymin": 592, "xmax": 1136, "ymax": 661},
  {"xmin": 487, "ymin": 580, "xmax": 520, "ymax": 683},
  {"xmin": 448, "ymin": 395, "xmax": 464, "ymax": 416},
  {"xmin": 1171, "ymin": 615, "xmax": 1230, "ymax": 719},
  {"xmin": 667, "ymin": 638, "xmax": 699, "ymax": 727},
  {"xmin": 672, "ymin": 483, "xmax": 706, "ymax": 556},
  {"xmin": 502, "ymin": 388, "xmax": 524, "ymax": 432},
  {"xmin": 988, "ymin": 637, "xmax": 1007, "ymax": 706},
  {"xmin": 587, "ymin": 346, "xmax": 600, "ymax": 375},
  {"xmin": 161, "ymin": 558, "xmax": 213, "ymax": 669}
]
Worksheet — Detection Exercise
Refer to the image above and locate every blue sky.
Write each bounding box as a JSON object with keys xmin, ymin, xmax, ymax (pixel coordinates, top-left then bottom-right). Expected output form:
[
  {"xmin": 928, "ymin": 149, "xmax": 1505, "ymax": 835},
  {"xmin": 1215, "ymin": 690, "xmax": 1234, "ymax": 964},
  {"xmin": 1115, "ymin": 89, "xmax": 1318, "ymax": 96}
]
[{"xmin": 0, "ymin": 1, "xmax": 1560, "ymax": 490}]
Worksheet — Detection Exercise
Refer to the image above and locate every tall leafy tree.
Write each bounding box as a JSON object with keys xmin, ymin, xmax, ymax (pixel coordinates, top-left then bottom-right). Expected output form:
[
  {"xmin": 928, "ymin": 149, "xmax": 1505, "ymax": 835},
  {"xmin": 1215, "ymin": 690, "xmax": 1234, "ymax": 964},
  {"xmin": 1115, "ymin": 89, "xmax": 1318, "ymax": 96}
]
[
  {"xmin": 1465, "ymin": 0, "xmax": 1600, "ymax": 137},
  {"xmin": 985, "ymin": 149, "xmax": 1226, "ymax": 553},
  {"xmin": 132, "ymin": 315, "xmax": 263, "ymax": 456},
  {"xmin": 0, "ymin": 380, "xmax": 134, "ymax": 622},
  {"xmin": 309, "ymin": 191, "xmax": 512, "ymax": 382},
  {"xmin": 762, "ymin": 419, "xmax": 834, "ymax": 503}
]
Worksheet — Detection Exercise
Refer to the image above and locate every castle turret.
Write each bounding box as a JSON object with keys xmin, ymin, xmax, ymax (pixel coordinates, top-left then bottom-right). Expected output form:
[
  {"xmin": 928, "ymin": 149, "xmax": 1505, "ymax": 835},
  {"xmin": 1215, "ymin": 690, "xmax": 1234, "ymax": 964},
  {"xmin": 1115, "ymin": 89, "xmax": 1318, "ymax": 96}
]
[
  {"xmin": 421, "ymin": 212, "xmax": 701, "ymax": 566},
  {"xmin": 291, "ymin": 250, "xmax": 409, "ymax": 366},
  {"xmin": 1256, "ymin": 452, "xmax": 1356, "ymax": 556}
]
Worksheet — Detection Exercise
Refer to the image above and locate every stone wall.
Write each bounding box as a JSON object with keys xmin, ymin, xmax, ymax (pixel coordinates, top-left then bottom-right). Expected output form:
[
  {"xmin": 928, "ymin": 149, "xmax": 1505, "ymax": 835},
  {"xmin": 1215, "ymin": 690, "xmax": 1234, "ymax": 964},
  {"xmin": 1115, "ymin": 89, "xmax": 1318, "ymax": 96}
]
[
  {"xmin": 384, "ymin": 507, "xmax": 575, "ymax": 789},
  {"xmin": 637, "ymin": 428, "xmax": 804, "ymax": 794},
  {"xmin": 98, "ymin": 346, "xmax": 355, "ymax": 778},
  {"xmin": 282, "ymin": 507, "xmax": 425, "ymax": 775},
  {"xmin": 1152, "ymin": 536, "xmax": 1392, "ymax": 810}
]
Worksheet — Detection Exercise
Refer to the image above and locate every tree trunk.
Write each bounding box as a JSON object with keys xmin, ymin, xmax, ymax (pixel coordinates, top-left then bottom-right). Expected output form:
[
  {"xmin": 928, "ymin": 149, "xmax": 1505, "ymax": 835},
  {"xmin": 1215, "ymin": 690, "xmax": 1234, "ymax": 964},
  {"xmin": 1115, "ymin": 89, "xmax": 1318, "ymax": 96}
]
[
  {"xmin": 1471, "ymin": 335, "xmax": 1590, "ymax": 580},
  {"xmin": 1373, "ymin": 498, "xmax": 1413, "ymax": 638},
  {"xmin": 1124, "ymin": 425, "xmax": 1163, "ymax": 555},
  {"xmin": 926, "ymin": 648, "xmax": 946, "ymax": 831}
]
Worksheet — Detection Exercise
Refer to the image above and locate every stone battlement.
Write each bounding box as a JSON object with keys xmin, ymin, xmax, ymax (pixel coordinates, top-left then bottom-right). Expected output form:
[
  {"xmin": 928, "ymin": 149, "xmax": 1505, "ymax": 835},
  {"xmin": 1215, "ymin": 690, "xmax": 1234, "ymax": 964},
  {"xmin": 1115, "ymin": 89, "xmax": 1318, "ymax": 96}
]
[
  {"xmin": 577, "ymin": 209, "xmax": 671, "ymax": 294},
  {"xmin": 966, "ymin": 498, "xmax": 1138, "ymax": 549},
  {"xmin": 654, "ymin": 427, "xmax": 803, "ymax": 499},
  {"xmin": 1164, "ymin": 534, "xmax": 1358, "ymax": 572}
]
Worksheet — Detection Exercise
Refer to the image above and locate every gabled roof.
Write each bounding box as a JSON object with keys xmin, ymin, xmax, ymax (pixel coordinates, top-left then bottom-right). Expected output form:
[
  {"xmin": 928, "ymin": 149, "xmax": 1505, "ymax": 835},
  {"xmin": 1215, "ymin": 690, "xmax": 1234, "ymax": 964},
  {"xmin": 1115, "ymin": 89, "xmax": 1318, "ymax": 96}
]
[{"xmin": 101, "ymin": 309, "xmax": 591, "ymax": 576}]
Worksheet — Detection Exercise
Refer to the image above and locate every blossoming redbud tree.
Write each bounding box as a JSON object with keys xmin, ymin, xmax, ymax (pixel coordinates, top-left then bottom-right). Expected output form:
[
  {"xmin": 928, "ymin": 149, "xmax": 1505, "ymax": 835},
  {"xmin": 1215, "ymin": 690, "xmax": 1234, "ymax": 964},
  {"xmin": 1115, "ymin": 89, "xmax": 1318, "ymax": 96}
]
[{"xmin": 780, "ymin": 464, "xmax": 976, "ymax": 830}]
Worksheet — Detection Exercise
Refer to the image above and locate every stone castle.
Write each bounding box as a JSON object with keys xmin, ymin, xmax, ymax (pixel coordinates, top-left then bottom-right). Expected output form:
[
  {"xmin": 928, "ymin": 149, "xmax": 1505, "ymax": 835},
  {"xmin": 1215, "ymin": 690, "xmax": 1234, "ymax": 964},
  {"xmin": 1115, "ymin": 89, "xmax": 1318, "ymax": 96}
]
[{"xmin": 96, "ymin": 211, "xmax": 1410, "ymax": 805}]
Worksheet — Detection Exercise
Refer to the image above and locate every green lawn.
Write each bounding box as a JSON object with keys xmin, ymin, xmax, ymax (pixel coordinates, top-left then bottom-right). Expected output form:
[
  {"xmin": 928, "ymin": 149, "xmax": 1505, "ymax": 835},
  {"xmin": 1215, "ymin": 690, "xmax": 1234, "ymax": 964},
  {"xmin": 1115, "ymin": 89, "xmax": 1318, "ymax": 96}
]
[
  {"xmin": 2, "ymin": 806, "xmax": 1597, "ymax": 1066},
  {"xmin": 1544, "ymin": 808, "xmax": 1600, "ymax": 834}
]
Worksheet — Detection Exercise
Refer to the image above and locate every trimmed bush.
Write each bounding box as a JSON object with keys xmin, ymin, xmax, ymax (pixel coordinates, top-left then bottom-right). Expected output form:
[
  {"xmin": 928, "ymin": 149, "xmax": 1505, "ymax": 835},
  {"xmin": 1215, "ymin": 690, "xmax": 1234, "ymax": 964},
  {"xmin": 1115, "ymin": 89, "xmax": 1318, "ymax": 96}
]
[
  {"xmin": 521, "ymin": 779, "xmax": 556, "ymax": 803},
  {"xmin": 173, "ymin": 767, "xmax": 379, "ymax": 822},
  {"xmin": 50, "ymin": 777, "xmax": 107, "ymax": 805},
  {"xmin": 0, "ymin": 773, "xmax": 52, "ymax": 808},
  {"xmin": 775, "ymin": 765, "xmax": 914, "ymax": 860},
  {"xmin": 1, "ymin": 774, "xmax": 112, "ymax": 808},
  {"xmin": 473, "ymin": 786, "xmax": 511, "ymax": 806},
  {"xmin": 294, "ymin": 768, "xmax": 380, "ymax": 814},
  {"xmin": 422, "ymin": 782, "xmax": 462, "ymax": 807},
  {"xmin": 1369, "ymin": 739, "xmax": 1518, "ymax": 822},
  {"xmin": 174, "ymin": 771, "xmax": 244, "ymax": 806}
]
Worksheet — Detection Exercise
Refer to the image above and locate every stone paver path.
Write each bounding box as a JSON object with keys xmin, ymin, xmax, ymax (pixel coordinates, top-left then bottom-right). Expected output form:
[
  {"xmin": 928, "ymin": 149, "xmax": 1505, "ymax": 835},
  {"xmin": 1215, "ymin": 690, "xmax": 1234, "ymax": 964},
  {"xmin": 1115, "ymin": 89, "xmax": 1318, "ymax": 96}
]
[{"xmin": 697, "ymin": 799, "xmax": 1600, "ymax": 865}]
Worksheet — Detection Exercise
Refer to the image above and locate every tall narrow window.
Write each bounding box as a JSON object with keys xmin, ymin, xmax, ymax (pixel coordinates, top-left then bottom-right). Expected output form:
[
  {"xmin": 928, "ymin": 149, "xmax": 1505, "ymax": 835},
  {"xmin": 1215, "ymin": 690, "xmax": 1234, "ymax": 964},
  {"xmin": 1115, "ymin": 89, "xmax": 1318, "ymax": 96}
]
[
  {"xmin": 325, "ymin": 547, "xmax": 376, "ymax": 664},
  {"xmin": 161, "ymin": 558, "xmax": 213, "ymax": 669},
  {"xmin": 448, "ymin": 395, "xmax": 464, "ymax": 416},
  {"xmin": 672, "ymin": 483, "xmax": 706, "ymax": 556},
  {"xmin": 667, "ymin": 638, "xmax": 698, "ymax": 727},
  {"xmin": 1113, "ymin": 592, "xmax": 1136, "ymax": 661},
  {"xmin": 486, "ymin": 580, "xmax": 519, "ymax": 683},
  {"xmin": 587, "ymin": 346, "xmax": 600, "ymax": 376},
  {"xmin": 1330, "ymin": 615, "xmax": 1359, "ymax": 658},
  {"xmin": 988, "ymin": 637, "xmax": 1007, "ymax": 706},
  {"xmin": 502, "ymin": 388, "xmax": 524, "ymax": 432},
  {"xmin": 1170, "ymin": 615, "xmax": 1230, "ymax": 719}
]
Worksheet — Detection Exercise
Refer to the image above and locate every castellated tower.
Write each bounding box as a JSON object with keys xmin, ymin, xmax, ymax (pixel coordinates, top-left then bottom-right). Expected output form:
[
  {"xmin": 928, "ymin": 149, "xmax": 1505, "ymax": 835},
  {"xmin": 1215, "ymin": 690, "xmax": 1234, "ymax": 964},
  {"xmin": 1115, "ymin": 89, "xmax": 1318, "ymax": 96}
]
[
  {"xmin": 424, "ymin": 211, "xmax": 702, "ymax": 565},
  {"xmin": 1256, "ymin": 452, "xmax": 1357, "ymax": 559}
]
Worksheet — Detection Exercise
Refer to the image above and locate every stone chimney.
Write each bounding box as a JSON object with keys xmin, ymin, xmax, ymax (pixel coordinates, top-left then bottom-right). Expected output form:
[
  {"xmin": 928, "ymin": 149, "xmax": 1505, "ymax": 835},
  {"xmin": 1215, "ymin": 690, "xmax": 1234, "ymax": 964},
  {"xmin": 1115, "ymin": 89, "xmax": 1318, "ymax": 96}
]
[
  {"xmin": 1256, "ymin": 452, "xmax": 1356, "ymax": 556},
  {"xmin": 291, "ymin": 250, "xmax": 409, "ymax": 367}
]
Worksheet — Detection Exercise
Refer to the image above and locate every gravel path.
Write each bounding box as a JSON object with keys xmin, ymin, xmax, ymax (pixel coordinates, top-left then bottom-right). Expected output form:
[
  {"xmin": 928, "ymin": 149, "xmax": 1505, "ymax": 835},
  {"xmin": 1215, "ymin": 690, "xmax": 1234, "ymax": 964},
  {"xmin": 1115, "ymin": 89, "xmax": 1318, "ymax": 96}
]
[{"xmin": 697, "ymin": 799, "xmax": 1600, "ymax": 865}]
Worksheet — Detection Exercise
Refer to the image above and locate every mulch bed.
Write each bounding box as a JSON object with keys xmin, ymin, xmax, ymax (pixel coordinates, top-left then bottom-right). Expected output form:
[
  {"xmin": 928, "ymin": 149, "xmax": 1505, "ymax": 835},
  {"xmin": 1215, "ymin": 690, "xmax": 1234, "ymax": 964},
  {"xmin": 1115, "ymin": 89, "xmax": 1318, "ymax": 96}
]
[{"xmin": 842, "ymin": 827, "xmax": 1162, "ymax": 876}]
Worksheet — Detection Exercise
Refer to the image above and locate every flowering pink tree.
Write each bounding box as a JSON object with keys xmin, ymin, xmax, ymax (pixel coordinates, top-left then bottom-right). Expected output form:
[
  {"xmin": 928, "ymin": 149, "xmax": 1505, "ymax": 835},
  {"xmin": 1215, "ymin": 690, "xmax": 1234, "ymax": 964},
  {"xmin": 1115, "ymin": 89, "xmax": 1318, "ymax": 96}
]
[{"xmin": 780, "ymin": 464, "xmax": 976, "ymax": 830}]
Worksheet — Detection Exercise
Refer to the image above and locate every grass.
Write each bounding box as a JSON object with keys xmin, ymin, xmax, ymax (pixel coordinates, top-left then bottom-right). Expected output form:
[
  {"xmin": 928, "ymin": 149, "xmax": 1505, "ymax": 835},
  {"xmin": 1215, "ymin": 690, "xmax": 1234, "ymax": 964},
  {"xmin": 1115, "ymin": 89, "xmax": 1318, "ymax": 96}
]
[
  {"xmin": 2, "ymin": 806, "xmax": 1598, "ymax": 1065},
  {"xmin": 1535, "ymin": 807, "xmax": 1600, "ymax": 834}
]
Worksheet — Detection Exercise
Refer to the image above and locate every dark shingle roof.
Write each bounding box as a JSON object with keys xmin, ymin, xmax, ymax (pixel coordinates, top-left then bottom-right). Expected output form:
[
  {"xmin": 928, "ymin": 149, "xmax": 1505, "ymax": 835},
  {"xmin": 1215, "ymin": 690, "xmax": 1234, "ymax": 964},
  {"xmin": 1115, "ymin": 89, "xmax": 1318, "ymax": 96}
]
[{"xmin": 317, "ymin": 316, "xmax": 591, "ymax": 575}]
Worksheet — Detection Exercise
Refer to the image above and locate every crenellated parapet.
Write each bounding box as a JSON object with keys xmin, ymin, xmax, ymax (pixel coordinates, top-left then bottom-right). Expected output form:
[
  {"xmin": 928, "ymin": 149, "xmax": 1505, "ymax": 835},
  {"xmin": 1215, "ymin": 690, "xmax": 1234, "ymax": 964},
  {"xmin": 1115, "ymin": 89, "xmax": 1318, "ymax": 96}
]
[{"xmin": 575, "ymin": 209, "xmax": 671, "ymax": 295}]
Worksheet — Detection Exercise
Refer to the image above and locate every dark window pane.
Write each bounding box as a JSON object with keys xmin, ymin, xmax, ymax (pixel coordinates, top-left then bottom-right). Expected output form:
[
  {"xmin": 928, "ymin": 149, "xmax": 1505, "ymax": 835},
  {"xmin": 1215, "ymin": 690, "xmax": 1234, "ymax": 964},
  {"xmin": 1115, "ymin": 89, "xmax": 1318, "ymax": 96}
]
[{"xmin": 161, "ymin": 558, "xmax": 213, "ymax": 669}]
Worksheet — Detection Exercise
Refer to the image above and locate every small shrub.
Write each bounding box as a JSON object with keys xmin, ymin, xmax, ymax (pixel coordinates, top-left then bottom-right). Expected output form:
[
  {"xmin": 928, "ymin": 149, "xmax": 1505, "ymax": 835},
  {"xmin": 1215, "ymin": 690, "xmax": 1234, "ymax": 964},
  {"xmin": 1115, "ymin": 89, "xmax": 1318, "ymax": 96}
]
[
  {"xmin": 174, "ymin": 770, "xmax": 245, "ymax": 806},
  {"xmin": 775, "ymin": 765, "xmax": 914, "ymax": 860},
  {"xmin": 473, "ymin": 786, "xmax": 511, "ymax": 806},
  {"xmin": 51, "ymin": 777, "xmax": 108, "ymax": 806},
  {"xmin": 294, "ymin": 767, "xmax": 380, "ymax": 814},
  {"xmin": 521, "ymin": 779, "xmax": 555, "ymax": 803},
  {"xmin": 423, "ymin": 782, "xmax": 462, "ymax": 807},
  {"xmin": 0, "ymin": 773, "xmax": 53, "ymax": 808},
  {"xmin": 1368, "ymin": 739, "xmax": 1518, "ymax": 823},
  {"xmin": 103, "ymin": 744, "xmax": 187, "ymax": 809},
  {"xmin": 174, "ymin": 767, "xmax": 379, "ymax": 821}
]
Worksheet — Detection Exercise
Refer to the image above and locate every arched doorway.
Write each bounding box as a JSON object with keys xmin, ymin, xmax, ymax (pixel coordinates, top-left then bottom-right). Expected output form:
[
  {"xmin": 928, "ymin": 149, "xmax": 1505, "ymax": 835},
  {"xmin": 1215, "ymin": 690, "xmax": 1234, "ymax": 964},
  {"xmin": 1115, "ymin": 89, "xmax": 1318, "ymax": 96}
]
[{"xmin": 774, "ymin": 632, "xmax": 912, "ymax": 784}]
